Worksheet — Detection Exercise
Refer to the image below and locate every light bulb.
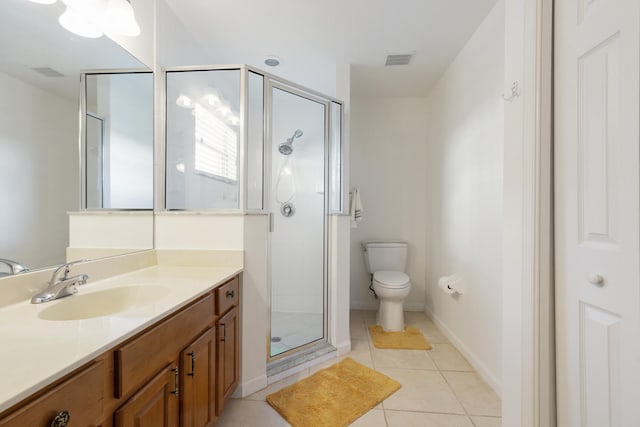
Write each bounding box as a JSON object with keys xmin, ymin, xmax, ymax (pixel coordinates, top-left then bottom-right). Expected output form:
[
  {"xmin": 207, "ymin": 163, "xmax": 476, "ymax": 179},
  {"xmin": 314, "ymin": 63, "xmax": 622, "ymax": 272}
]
[
  {"xmin": 175, "ymin": 94, "xmax": 193, "ymax": 108},
  {"xmin": 105, "ymin": 0, "xmax": 140, "ymax": 36},
  {"xmin": 202, "ymin": 94, "xmax": 220, "ymax": 107},
  {"xmin": 228, "ymin": 115, "xmax": 240, "ymax": 126},
  {"xmin": 58, "ymin": 5, "xmax": 103, "ymax": 38},
  {"xmin": 216, "ymin": 102, "xmax": 231, "ymax": 117}
]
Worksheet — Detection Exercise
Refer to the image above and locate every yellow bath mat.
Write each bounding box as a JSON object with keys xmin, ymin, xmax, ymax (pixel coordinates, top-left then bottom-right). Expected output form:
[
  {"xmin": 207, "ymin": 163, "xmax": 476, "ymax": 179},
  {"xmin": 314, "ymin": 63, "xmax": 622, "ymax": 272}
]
[
  {"xmin": 266, "ymin": 357, "xmax": 400, "ymax": 427},
  {"xmin": 368, "ymin": 325, "xmax": 432, "ymax": 350}
]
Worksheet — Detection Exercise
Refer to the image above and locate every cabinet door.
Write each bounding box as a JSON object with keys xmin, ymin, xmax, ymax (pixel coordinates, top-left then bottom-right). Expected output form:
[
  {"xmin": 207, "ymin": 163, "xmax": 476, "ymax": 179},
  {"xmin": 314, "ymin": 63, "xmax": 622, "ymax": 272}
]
[
  {"xmin": 0, "ymin": 361, "xmax": 103, "ymax": 427},
  {"xmin": 181, "ymin": 328, "xmax": 217, "ymax": 427},
  {"xmin": 115, "ymin": 363, "xmax": 179, "ymax": 427},
  {"xmin": 216, "ymin": 306, "xmax": 239, "ymax": 415}
]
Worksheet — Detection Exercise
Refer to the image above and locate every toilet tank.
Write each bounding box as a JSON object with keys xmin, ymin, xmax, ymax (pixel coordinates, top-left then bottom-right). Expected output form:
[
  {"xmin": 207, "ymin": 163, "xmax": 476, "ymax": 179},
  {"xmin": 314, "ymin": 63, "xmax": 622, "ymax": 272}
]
[{"xmin": 362, "ymin": 240, "xmax": 408, "ymax": 273}]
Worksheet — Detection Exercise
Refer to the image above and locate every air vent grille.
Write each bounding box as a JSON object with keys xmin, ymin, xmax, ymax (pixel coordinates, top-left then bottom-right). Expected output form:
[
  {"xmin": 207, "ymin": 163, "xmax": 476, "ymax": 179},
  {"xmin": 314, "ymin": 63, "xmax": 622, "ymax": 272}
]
[
  {"xmin": 31, "ymin": 67, "xmax": 65, "ymax": 77},
  {"xmin": 385, "ymin": 53, "xmax": 413, "ymax": 66}
]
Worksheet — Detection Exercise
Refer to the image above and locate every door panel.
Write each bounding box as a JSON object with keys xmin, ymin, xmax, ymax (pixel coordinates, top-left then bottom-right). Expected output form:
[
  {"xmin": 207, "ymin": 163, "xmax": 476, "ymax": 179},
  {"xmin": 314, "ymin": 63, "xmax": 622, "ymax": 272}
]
[
  {"xmin": 555, "ymin": 0, "xmax": 640, "ymax": 424},
  {"xmin": 268, "ymin": 85, "xmax": 327, "ymax": 359}
]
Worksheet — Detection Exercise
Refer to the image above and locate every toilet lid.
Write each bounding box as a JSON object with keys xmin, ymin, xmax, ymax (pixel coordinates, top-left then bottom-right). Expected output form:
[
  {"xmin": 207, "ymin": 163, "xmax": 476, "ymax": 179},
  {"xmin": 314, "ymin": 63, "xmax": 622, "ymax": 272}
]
[{"xmin": 373, "ymin": 270, "xmax": 410, "ymax": 288}]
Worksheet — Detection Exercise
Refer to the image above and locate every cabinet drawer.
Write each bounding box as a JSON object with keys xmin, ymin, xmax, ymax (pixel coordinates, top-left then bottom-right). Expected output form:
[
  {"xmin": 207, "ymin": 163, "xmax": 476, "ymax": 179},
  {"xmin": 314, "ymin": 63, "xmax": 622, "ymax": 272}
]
[
  {"xmin": 0, "ymin": 361, "xmax": 104, "ymax": 427},
  {"xmin": 215, "ymin": 276, "xmax": 239, "ymax": 315},
  {"xmin": 115, "ymin": 294, "xmax": 214, "ymax": 398}
]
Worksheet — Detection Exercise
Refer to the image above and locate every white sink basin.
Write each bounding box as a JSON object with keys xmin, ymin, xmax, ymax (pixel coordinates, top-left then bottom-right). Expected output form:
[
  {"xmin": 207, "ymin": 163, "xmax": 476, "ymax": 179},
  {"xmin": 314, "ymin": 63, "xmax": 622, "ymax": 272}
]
[{"xmin": 38, "ymin": 285, "xmax": 169, "ymax": 321}]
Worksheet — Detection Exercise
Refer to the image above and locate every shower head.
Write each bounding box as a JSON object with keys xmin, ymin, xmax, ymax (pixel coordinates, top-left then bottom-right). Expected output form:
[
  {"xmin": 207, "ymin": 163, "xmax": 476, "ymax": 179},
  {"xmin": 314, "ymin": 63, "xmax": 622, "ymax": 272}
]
[
  {"xmin": 278, "ymin": 129, "xmax": 304, "ymax": 155},
  {"xmin": 278, "ymin": 142, "xmax": 293, "ymax": 155}
]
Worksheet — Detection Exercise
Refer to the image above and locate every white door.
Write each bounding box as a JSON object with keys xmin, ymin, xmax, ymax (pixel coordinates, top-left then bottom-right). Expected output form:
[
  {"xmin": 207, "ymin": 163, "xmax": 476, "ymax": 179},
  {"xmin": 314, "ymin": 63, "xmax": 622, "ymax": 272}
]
[{"xmin": 555, "ymin": 0, "xmax": 640, "ymax": 425}]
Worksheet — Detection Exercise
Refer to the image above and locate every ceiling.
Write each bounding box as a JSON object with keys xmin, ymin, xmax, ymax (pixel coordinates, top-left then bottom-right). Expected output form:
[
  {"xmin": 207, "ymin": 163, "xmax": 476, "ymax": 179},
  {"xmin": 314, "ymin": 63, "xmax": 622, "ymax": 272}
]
[{"xmin": 164, "ymin": 0, "xmax": 498, "ymax": 97}]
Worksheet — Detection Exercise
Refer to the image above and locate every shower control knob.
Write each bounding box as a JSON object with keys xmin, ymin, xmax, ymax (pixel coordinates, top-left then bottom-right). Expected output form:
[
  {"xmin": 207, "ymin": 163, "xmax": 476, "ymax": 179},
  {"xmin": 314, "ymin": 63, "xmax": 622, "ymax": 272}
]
[{"xmin": 280, "ymin": 202, "xmax": 296, "ymax": 218}]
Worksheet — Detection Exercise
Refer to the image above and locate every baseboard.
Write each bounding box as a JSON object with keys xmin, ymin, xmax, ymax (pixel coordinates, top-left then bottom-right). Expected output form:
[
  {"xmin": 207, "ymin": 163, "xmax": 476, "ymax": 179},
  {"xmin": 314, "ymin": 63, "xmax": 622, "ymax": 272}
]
[
  {"xmin": 425, "ymin": 305, "xmax": 502, "ymax": 397},
  {"xmin": 350, "ymin": 301, "xmax": 378, "ymax": 310},
  {"xmin": 234, "ymin": 373, "xmax": 267, "ymax": 398},
  {"xmin": 334, "ymin": 339, "xmax": 352, "ymax": 357},
  {"xmin": 404, "ymin": 303, "xmax": 425, "ymax": 311}
]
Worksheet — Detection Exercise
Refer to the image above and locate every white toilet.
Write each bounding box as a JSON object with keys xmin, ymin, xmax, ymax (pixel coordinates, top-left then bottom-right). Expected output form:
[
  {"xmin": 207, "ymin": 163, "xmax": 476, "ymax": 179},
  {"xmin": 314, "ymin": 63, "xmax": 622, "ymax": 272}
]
[{"xmin": 362, "ymin": 240, "xmax": 411, "ymax": 332}]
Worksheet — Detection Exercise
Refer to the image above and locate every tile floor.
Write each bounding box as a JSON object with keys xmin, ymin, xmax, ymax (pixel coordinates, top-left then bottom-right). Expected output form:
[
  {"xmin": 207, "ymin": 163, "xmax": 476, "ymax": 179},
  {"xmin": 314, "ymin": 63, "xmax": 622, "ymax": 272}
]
[{"xmin": 218, "ymin": 310, "xmax": 502, "ymax": 427}]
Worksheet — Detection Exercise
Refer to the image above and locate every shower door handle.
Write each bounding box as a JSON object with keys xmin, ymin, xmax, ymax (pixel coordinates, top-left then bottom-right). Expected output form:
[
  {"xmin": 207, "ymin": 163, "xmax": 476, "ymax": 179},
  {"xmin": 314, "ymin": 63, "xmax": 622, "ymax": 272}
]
[{"xmin": 269, "ymin": 213, "xmax": 274, "ymax": 232}]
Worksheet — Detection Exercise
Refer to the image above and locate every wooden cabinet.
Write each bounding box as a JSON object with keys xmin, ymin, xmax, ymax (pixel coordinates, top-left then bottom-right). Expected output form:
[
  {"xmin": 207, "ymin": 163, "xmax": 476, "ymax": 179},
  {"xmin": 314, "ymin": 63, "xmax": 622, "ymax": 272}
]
[
  {"xmin": 0, "ymin": 274, "xmax": 242, "ymax": 427},
  {"xmin": 0, "ymin": 361, "xmax": 104, "ymax": 427},
  {"xmin": 114, "ymin": 363, "xmax": 179, "ymax": 427},
  {"xmin": 181, "ymin": 328, "xmax": 217, "ymax": 427},
  {"xmin": 114, "ymin": 294, "xmax": 214, "ymax": 398},
  {"xmin": 216, "ymin": 307, "xmax": 239, "ymax": 414},
  {"xmin": 215, "ymin": 276, "xmax": 240, "ymax": 416}
]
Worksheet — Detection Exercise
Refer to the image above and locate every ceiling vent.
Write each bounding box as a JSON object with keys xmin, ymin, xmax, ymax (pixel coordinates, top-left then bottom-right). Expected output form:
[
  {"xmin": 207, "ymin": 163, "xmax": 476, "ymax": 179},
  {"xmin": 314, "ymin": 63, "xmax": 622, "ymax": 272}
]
[
  {"xmin": 385, "ymin": 53, "xmax": 414, "ymax": 66},
  {"xmin": 30, "ymin": 67, "xmax": 65, "ymax": 77}
]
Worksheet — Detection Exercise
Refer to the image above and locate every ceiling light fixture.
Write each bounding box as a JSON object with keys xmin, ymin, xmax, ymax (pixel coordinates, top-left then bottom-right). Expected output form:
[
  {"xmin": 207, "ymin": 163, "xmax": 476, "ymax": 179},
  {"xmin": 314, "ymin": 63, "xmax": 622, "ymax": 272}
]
[
  {"xmin": 105, "ymin": 0, "xmax": 140, "ymax": 36},
  {"xmin": 28, "ymin": 0, "xmax": 141, "ymax": 38},
  {"xmin": 59, "ymin": 4, "xmax": 103, "ymax": 38}
]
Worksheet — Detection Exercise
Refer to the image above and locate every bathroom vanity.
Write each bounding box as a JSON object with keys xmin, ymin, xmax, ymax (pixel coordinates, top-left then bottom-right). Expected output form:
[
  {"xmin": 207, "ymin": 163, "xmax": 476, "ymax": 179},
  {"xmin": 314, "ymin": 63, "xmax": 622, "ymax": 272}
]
[{"xmin": 0, "ymin": 266, "xmax": 241, "ymax": 427}]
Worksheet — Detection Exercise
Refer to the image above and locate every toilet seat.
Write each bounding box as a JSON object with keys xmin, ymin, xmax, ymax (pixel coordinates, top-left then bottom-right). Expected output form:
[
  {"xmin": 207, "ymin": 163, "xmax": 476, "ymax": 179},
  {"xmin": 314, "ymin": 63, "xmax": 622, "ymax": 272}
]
[{"xmin": 373, "ymin": 270, "xmax": 410, "ymax": 289}]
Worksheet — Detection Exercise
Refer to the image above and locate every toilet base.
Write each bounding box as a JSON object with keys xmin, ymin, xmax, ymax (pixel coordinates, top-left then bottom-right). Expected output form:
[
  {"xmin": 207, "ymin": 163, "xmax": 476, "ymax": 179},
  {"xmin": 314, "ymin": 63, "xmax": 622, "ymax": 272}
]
[{"xmin": 377, "ymin": 299, "xmax": 405, "ymax": 332}]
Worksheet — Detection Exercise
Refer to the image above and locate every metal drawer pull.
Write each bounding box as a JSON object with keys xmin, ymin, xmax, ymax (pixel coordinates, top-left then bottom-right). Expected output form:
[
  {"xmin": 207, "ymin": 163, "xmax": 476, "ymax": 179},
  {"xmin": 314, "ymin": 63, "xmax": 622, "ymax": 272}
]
[
  {"xmin": 170, "ymin": 366, "xmax": 179, "ymax": 396},
  {"xmin": 50, "ymin": 410, "xmax": 70, "ymax": 427},
  {"xmin": 226, "ymin": 290, "xmax": 235, "ymax": 298},
  {"xmin": 221, "ymin": 323, "xmax": 226, "ymax": 342},
  {"xmin": 188, "ymin": 351, "xmax": 195, "ymax": 377}
]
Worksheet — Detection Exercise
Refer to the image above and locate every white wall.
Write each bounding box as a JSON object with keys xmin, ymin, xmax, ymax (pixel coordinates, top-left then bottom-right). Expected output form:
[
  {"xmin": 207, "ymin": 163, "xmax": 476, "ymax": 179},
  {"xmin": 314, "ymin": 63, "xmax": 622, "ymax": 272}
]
[
  {"xmin": 349, "ymin": 97, "xmax": 429, "ymax": 311},
  {"xmin": 155, "ymin": 214, "xmax": 244, "ymax": 250},
  {"xmin": 424, "ymin": 0, "xmax": 505, "ymax": 393},
  {"xmin": 68, "ymin": 212, "xmax": 154, "ymax": 249},
  {"xmin": 0, "ymin": 71, "xmax": 77, "ymax": 270}
]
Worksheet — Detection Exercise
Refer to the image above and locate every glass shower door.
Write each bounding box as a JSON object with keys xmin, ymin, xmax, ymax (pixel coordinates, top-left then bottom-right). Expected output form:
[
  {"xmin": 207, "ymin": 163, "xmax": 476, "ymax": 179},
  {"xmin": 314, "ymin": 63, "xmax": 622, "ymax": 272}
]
[{"xmin": 269, "ymin": 84, "xmax": 327, "ymax": 358}]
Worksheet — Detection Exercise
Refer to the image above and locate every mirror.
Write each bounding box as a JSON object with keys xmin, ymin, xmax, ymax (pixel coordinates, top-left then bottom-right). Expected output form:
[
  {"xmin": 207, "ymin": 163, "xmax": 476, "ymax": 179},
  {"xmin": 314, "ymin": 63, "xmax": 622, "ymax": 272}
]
[
  {"xmin": 84, "ymin": 72, "xmax": 154, "ymax": 209},
  {"xmin": 165, "ymin": 69, "xmax": 241, "ymax": 210},
  {"xmin": 0, "ymin": 0, "xmax": 154, "ymax": 274}
]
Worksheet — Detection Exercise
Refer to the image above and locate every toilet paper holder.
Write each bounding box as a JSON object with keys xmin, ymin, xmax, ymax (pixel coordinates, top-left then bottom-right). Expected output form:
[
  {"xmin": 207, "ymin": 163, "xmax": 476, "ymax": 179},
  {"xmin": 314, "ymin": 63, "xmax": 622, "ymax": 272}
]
[{"xmin": 438, "ymin": 275, "xmax": 463, "ymax": 295}]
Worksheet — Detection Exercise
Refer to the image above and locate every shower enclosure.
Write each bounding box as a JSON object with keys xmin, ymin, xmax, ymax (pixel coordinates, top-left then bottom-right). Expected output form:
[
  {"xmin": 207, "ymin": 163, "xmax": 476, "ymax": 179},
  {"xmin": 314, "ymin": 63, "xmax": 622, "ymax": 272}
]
[
  {"xmin": 268, "ymin": 84, "xmax": 328, "ymax": 358},
  {"xmin": 163, "ymin": 65, "xmax": 344, "ymax": 363}
]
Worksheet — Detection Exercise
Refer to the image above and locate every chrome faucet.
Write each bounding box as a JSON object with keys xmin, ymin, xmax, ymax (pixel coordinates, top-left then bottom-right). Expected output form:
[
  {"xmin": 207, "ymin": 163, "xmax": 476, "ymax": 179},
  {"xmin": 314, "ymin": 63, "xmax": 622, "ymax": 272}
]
[
  {"xmin": 31, "ymin": 260, "xmax": 88, "ymax": 304},
  {"xmin": 0, "ymin": 258, "xmax": 29, "ymax": 277}
]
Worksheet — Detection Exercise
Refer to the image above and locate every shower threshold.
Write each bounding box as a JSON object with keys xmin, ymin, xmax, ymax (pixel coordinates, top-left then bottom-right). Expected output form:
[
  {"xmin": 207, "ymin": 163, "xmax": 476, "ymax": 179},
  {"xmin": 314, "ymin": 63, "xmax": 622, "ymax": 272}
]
[{"xmin": 267, "ymin": 342, "xmax": 336, "ymax": 382}]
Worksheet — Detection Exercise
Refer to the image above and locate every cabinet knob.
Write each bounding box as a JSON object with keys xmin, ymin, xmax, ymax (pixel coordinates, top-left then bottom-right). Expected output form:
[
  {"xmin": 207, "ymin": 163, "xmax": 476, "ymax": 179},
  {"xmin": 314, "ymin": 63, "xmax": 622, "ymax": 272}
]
[
  {"xmin": 50, "ymin": 410, "xmax": 70, "ymax": 427},
  {"xmin": 226, "ymin": 290, "xmax": 235, "ymax": 298}
]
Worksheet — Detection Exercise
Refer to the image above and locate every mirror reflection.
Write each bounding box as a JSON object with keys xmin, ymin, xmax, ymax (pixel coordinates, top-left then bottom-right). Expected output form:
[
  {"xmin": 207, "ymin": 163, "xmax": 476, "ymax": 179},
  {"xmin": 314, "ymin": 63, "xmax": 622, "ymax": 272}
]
[
  {"xmin": 165, "ymin": 69, "xmax": 241, "ymax": 210},
  {"xmin": 84, "ymin": 72, "xmax": 154, "ymax": 209},
  {"xmin": 0, "ymin": 0, "xmax": 153, "ymax": 273}
]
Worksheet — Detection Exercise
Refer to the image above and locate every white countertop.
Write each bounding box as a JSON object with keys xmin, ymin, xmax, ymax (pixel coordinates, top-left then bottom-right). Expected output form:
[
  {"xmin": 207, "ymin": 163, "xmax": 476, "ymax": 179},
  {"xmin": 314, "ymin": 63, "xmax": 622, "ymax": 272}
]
[{"xmin": 0, "ymin": 265, "xmax": 242, "ymax": 413}]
